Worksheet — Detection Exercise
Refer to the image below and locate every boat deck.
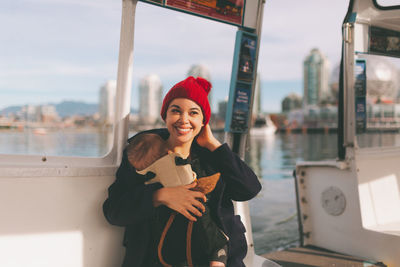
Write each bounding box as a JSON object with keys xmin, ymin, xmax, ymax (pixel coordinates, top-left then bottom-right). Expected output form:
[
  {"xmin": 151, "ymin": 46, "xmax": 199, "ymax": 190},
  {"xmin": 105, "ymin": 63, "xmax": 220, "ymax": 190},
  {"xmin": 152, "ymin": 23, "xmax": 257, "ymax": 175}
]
[{"xmin": 262, "ymin": 246, "xmax": 387, "ymax": 267}]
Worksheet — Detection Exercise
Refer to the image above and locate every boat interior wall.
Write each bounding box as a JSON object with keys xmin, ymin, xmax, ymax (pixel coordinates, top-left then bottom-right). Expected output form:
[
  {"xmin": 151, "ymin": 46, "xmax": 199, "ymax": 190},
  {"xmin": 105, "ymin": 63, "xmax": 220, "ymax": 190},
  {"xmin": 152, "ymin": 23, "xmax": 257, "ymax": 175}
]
[
  {"xmin": 0, "ymin": 152, "xmax": 118, "ymax": 169},
  {"xmin": 354, "ymin": 23, "xmax": 369, "ymax": 53},
  {"xmin": 355, "ymin": 148, "xmax": 400, "ymax": 233},
  {"xmin": 0, "ymin": 174, "xmax": 124, "ymax": 267},
  {"xmin": 296, "ymin": 160, "xmax": 400, "ymax": 264},
  {"xmin": 296, "ymin": 164, "xmax": 362, "ymax": 250}
]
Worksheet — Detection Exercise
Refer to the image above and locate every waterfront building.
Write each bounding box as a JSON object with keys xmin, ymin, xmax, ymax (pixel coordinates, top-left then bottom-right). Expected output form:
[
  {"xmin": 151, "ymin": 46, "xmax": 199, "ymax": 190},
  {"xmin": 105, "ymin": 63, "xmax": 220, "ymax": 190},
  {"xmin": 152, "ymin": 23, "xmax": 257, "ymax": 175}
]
[
  {"xmin": 282, "ymin": 93, "xmax": 302, "ymax": 113},
  {"xmin": 99, "ymin": 80, "xmax": 117, "ymax": 126},
  {"xmin": 286, "ymin": 105, "xmax": 338, "ymax": 129},
  {"xmin": 138, "ymin": 74, "xmax": 163, "ymax": 125},
  {"xmin": 218, "ymin": 99, "xmax": 228, "ymax": 121},
  {"xmin": 40, "ymin": 105, "xmax": 60, "ymax": 123},
  {"xmin": 303, "ymin": 48, "xmax": 331, "ymax": 107},
  {"xmin": 20, "ymin": 105, "xmax": 41, "ymax": 122},
  {"xmin": 18, "ymin": 104, "xmax": 59, "ymax": 124},
  {"xmin": 286, "ymin": 109, "xmax": 304, "ymax": 128}
]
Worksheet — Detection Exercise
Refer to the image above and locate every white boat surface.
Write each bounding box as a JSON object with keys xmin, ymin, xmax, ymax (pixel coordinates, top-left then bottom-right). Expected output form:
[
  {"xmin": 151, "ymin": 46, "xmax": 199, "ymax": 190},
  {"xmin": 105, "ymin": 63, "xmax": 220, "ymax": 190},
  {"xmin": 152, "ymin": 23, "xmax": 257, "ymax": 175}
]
[
  {"xmin": 32, "ymin": 128, "xmax": 47, "ymax": 135},
  {"xmin": 250, "ymin": 115, "xmax": 277, "ymax": 136}
]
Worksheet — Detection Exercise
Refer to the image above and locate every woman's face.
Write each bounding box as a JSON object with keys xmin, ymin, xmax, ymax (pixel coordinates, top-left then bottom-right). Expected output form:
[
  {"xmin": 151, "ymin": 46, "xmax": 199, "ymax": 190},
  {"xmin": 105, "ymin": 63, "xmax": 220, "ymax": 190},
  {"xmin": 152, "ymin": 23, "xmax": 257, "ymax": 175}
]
[{"xmin": 165, "ymin": 98, "xmax": 204, "ymax": 146}]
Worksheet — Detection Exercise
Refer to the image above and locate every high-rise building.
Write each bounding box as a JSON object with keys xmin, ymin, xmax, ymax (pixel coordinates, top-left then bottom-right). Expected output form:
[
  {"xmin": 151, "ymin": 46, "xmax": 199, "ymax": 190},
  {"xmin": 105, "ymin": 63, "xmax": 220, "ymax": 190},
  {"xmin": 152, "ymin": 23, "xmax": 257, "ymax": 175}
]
[
  {"xmin": 41, "ymin": 105, "xmax": 59, "ymax": 123},
  {"xmin": 20, "ymin": 104, "xmax": 59, "ymax": 123},
  {"xmin": 218, "ymin": 99, "xmax": 228, "ymax": 121},
  {"xmin": 282, "ymin": 93, "xmax": 302, "ymax": 112},
  {"xmin": 99, "ymin": 80, "xmax": 117, "ymax": 125},
  {"xmin": 21, "ymin": 105, "xmax": 41, "ymax": 122},
  {"xmin": 303, "ymin": 48, "xmax": 330, "ymax": 107},
  {"xmin": 138, "ymin": 74, "xmax": 163, "ymax": 124},
  {"xmin": 187, "ymin": 64, "xmax": 213, "ymax": 111}
]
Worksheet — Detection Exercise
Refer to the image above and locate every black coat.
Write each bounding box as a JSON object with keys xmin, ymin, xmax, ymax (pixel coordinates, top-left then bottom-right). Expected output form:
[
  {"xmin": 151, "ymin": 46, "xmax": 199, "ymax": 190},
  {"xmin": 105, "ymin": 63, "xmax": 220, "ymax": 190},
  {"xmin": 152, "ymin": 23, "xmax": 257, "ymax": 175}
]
[{"xmin": 103, "ymin": 129, "xmax": 262, "ymax": 267}]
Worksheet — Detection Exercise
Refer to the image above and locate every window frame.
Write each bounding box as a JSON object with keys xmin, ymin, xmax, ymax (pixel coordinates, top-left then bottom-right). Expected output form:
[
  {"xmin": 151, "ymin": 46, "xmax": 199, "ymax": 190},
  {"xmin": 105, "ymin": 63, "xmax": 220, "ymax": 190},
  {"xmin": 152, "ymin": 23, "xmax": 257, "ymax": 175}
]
[{"xmin": 0, "ymin": 0, "xmax": 136, "ymax": 174}]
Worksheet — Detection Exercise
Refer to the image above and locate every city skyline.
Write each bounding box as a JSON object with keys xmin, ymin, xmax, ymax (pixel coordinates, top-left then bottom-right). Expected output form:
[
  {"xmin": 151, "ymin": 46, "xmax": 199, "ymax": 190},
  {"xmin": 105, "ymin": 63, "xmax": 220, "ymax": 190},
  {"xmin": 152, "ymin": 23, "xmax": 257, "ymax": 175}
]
[
  {"xmin": 3, "ymin": 48, "xmax": 400, "ymax": 119},
  {"xmin": 0, "ymin": 0, "xmax": 349, "ymax": 112}
]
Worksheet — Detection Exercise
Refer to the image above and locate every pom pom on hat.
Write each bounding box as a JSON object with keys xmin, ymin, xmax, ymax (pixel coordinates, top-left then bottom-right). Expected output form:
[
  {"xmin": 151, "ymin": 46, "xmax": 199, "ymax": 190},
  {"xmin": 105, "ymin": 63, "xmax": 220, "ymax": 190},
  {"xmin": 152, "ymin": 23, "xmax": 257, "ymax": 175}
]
[
  {"xmin": 160, "ymin": 76, "xmax": 212, "ymax": 124},
  {"xmin": 195, "ymin": 77, "xmax": 211, "ymax": 94}
]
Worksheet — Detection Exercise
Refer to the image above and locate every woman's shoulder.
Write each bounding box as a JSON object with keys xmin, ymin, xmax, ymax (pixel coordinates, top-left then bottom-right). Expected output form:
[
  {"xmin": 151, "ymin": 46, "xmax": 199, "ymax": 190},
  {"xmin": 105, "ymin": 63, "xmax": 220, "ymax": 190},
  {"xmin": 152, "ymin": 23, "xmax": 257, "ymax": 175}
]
[{"xmin": 127, "ymin": 128, "xmax": 169, "ymax": 143}]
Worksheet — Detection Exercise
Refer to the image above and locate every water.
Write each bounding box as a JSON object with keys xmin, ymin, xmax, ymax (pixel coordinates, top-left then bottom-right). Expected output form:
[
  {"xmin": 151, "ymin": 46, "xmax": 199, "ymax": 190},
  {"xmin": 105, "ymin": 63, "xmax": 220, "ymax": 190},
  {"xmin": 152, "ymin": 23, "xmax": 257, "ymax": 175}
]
[
  {"xmin": 0, "ymin": 130, "xmax": 341, "ymax": 255},
  {"xmin": 245, "ymin": 133, "xmax": 338, "ymax": 255},
  {"xmin": 0, "ymin": 129, "xmax": 112, "ymax": 157}
]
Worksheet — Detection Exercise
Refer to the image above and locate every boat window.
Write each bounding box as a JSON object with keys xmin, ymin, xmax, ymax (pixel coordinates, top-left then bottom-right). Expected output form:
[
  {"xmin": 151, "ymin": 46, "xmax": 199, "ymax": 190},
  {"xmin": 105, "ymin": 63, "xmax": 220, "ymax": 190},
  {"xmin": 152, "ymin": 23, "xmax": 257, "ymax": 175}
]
[
  {"xmin": 0, "ymin": 1, "xmax": 121, "ymax": 157},
  {"xmin": 129, "ymin": 2, "xmax": 236, "ymax": 135},
  {"xmin": 374, "ymin": 0, "xmax": 400, "ymax": 8},
  {"xmin": 355, "ymin": 54, "xmax": 400, "ymax": 148}
]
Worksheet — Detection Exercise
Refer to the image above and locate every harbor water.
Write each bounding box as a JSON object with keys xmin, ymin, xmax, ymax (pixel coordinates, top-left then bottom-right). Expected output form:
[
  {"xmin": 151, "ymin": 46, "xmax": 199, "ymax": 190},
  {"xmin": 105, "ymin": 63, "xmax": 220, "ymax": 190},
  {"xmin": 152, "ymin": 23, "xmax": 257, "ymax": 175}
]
[
  {"xmin": 0, "ymin": 130, "xmax": 349, "ymax": 255},
  {"xmin": 245, "ymin": 133, "xmax": 337, "ymax": 255}
]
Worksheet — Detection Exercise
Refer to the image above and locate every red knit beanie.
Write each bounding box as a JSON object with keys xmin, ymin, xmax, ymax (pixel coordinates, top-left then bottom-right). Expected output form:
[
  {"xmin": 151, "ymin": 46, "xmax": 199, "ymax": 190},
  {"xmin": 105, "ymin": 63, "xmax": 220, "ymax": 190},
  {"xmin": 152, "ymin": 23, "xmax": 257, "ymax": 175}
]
[{"xmin": 160, "ymin": 76, "xmax": 212, "ymax": 124}]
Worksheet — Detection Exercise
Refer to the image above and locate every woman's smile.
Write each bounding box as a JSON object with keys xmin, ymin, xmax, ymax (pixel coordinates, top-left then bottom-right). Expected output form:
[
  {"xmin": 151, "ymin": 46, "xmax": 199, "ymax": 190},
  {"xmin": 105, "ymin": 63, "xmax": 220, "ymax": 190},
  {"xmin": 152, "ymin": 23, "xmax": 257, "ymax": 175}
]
[{"xmin": 175, "ymin": 126, "xmax": 192, "ymax": 135}]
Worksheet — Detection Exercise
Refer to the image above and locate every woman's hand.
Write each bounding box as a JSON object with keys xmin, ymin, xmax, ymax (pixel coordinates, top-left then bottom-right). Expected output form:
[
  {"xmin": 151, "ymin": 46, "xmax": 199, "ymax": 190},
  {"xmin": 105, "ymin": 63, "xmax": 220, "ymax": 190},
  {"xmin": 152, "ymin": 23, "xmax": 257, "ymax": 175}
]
[
  {"xmin": 153, "ymin": 182, "xmax": 207, "ymax": 221},
  {"xmin": 196, "ymin": 124, "xmax": 222, "ymax": 152}
]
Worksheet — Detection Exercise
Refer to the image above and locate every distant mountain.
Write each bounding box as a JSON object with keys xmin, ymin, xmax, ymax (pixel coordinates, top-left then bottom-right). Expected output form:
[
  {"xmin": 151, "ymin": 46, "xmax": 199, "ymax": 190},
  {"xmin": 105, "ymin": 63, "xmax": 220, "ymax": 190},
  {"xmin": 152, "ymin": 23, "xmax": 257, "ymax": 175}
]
[
  {"xmin": 0, "ymin": 101, "xmax": 98, "ymax": 118},
  {"xmin": 55, "ymin": 101, "xmax": 98, "ymax": 117},
  {"xmin": 1, "ymin": 106, "xmax": 21, "ymax": 116},
  {"xmin": 1, "ymin": 100, "xmax": 137, "ymax": 118}
]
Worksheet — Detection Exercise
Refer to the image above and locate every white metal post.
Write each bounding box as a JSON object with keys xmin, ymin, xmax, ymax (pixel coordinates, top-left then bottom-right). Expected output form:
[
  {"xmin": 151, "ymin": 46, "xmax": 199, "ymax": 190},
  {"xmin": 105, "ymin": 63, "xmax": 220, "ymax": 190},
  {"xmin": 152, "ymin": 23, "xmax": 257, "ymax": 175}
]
[
  {"xmin": 230, "ymin": 0, "xmax": 266, "ymax": 261},
  {"xmin": 114, "ymin": 0, "xmax": 138, "ymax": 165}
]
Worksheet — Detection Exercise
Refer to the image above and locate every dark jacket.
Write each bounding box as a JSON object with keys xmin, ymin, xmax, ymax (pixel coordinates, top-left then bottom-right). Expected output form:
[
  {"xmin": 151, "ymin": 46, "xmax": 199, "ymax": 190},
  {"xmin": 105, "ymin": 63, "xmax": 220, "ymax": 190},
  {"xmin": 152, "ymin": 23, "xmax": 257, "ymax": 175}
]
[{"xmin": 103, "ymin": 128, "xmax": 262, "ymax": 267}]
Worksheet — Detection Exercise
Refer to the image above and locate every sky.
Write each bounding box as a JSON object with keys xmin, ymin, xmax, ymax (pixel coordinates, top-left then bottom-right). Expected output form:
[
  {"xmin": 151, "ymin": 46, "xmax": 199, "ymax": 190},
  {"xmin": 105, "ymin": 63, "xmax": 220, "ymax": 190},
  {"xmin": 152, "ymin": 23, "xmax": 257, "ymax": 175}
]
[{"xmin": 0, "ymin": 0, "xmax": 350, "ymax": 112}]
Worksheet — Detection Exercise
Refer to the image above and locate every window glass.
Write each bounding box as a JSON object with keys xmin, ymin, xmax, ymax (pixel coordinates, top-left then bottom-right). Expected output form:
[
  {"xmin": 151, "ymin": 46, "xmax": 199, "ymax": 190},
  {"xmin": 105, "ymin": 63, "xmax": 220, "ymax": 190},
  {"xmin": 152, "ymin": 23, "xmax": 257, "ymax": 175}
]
[
  {"xmin": 375, "ymin": 0, "xmax": 400, "ymax": 7},
  {"xmin": 128, "ymin": 2, "xmax": 236, "ymax": 135},
  {"xmin": 355, "ymin": 54, "xmax": 400, "ymax": 148},
  {"xmin": 0, "ymin": 1, "xmax": 121, "ymax": 157}
]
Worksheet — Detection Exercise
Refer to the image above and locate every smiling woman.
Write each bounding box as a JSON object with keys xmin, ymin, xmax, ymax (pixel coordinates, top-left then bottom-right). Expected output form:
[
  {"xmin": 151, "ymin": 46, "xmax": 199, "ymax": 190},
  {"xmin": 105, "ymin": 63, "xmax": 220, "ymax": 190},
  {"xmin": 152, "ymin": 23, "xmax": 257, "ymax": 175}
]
[{"xmin": 103, "ymin": 76, "xmax": 262, "ymax": 267}]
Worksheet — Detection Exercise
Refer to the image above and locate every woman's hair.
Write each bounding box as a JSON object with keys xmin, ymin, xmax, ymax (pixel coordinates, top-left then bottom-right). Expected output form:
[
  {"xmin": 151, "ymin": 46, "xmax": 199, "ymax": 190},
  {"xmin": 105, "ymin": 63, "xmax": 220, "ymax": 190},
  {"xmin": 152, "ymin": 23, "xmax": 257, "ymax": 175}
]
[{"xmin": 126, "ymin": 133, "xmax": 168, "ymax": 171}]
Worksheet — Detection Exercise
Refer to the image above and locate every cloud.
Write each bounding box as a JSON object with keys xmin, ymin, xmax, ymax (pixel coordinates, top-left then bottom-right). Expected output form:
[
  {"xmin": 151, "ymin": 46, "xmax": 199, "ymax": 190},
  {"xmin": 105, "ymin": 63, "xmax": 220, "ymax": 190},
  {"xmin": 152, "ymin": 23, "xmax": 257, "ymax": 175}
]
[
  {"xmin": 0, "ymin": 0, "xmax": 351, "ymax": 110},
  {"xmin": 23, "ymin": 0, "xmax": 121, "ymax": 13},
  {"xmin": 258, "ymin": 0, "xmax": 348, "ymax": 81},
  {"xmin": 132, "ymin": 2, "xmax": 236, "ymax": 81},
  {"xmin": 0, "ymin": 63, "xmax": 116, "ymax": 77}
]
